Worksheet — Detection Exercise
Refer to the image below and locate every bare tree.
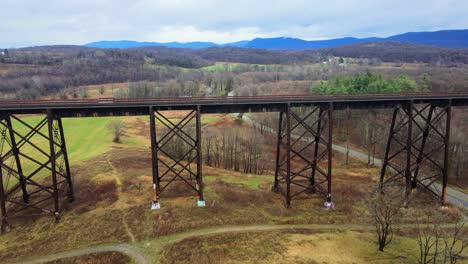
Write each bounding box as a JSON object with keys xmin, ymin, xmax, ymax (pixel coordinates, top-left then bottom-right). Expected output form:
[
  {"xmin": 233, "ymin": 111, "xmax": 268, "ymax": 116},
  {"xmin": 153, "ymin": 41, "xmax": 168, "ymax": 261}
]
[
  {"xmin": 107, "ymin": 120, "xmax": 126, "ymax": 143},
  {"xmin": 369, "ymin": 187, "xmax": 404, "ymax": 251},
  {"xmin": 417, "ymin": 218, "xmax": 442, "ymax": 264},
  {"xmin": 443, "ymin": 218, "xmax": 467, "ymax": 264}
]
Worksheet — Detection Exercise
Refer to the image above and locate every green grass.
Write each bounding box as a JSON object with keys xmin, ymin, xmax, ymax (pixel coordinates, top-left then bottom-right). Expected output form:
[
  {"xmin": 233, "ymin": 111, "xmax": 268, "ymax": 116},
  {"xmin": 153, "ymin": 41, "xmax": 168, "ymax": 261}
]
[
  {"xmin": 205, "ymin": 174, "xmax": 268, "ymax": 190},
  {"xmin": 142, "ymin": 61, "xmax": 325, "ymax": 73},
  {"xmin": 136, "ymin": 114, "xmax": 223, "ymax": 125},
  {"xmin": 201, "ymin": 62, "xmax": 284, "ymax": 72},
  {"xmin": 3, "ymin": 116, "xmax": 144, "ymax": 189}
]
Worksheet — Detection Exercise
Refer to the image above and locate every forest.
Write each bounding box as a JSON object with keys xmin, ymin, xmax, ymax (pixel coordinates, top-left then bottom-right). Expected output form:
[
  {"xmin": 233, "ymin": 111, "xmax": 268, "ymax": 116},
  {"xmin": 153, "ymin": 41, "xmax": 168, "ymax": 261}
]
[{"xmin": 1, "ymin": 43, "xmax": 468, "ymax": 99}]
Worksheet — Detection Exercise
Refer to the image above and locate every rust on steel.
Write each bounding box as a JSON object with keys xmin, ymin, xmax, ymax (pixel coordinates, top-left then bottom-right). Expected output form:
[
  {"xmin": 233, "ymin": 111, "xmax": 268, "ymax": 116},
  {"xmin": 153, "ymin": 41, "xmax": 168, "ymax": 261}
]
[
  {"xmin": 0, "ymin": 92, "xmax": 467, "ymax": 231},
  {"xmin": 379, "ymin": 99, "xmax": 453, "ymax": 206},
  {"xmin": 0, "ymin": 112, "xmax": 73, "ymax": 232}
]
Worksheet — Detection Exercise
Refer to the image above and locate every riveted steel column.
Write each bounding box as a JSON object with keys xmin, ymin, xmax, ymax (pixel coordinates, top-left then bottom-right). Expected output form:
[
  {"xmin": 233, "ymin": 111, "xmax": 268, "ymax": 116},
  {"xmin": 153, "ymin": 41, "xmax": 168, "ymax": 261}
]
[
  {"xmin": 310, "ymin": 107, "xmax": 324, "ymax": 192},
  {"xmin": 405, "ymin": 101, "xmax": 413, "ymax": 203},
  {"xmin": 285, "ymin": 103, "xmax": 291, "ymax": 207},
  {"xmin": 196, "ymin": 105, "xmax": 204, "ymax": 202},
  {"xmin": 57, "ymin": 117, "xmax": 74, "ymax": 202},
  {"xmin": 441, "ymin": 100, "xmax": 452, "ymax": 206},
  {"xmin": 0, "ymin": 160, "xmax": 8, "ymax": 233},
  {"xmin": 5, "ymin": 116, "xmax": 28, "ymax": 203},
  {"xmin": 327, "ymin": 102, "xmax": 333, "ymax": 202},
  {"xmin": 273, "ymin": 111, "xmax": 283, "ymax": 192},
  {"xmin": 412, "ymin": 105, "xmax": 435, "ymax": 189},
  {"xmin": 379, "ymin": 107, "xmax": 399, "ymax": 190},
  {"xmin": 47, "ymin": 110, "xmax": 60, "ymax": 221},
  {"xmin": 149, "ymin": 106, "xmax": 160, "ymax": 203}
]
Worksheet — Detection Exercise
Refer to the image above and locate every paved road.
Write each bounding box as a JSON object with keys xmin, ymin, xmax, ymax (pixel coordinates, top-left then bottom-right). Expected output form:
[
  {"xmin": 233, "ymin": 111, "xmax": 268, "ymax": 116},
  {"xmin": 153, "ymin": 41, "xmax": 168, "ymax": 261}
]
[{"xmin": 236, "ymin": 114, "xmax": 468, "ymax": 208}]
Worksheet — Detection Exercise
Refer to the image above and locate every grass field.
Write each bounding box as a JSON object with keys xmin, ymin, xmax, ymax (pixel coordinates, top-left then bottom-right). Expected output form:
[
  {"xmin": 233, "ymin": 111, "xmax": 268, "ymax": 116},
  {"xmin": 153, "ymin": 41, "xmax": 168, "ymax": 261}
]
[
  {"xmin": 2, "ymin": 116, "xmax": 146, "ymax": 189},
  {"xmin": 159, "ymin": 229, "xmax": 419, "ymax": 264}
]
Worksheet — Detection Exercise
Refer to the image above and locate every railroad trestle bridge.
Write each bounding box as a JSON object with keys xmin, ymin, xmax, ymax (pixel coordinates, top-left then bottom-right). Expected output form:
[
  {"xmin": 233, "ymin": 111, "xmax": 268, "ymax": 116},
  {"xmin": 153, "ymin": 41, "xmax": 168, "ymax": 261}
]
[{"xmin": 1, "ymin": 92, "xmax": 467, "ymax": 231}]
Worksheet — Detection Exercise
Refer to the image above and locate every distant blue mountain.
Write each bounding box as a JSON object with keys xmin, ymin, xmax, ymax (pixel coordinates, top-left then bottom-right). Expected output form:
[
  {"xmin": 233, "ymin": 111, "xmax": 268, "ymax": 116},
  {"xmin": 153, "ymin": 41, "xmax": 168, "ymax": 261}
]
[
  {"xmin": 244, "ymin": 37, "xmax": 381, "ymax": 50},
  {"xmin": 85, "ymin": 40, "xmax": 247, "ymax": 49},
  {"xmin": 84, "ymin": 29, "xmax": 468, "ymax": 50},
  {"xmin": 386, "ymin": 29, "xmax": 468, "ymax": 48}
]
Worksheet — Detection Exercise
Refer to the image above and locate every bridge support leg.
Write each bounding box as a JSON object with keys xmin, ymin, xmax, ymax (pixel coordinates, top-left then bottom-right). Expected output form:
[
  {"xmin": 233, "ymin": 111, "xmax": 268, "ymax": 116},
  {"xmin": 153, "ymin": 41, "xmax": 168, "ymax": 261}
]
[
  {"xmin": 0, "ymin": 111, "xmax": 73, "ymax": 231},
  {"xmin": 149, "ymin": 106, "xmax": 161, "ymax": 209},
  {"xmin": 5, "ymin": 117, "xmax": 29, "ymax": 204},
  {"xmin": 441, "ymin": 100, "xmax": 451, "ymax": 206},
  {"xmin": 149, "ymin": 107, "xmax": 204, "ymax": 207},
  {"xmin": 380, "ymin": 101, "xmax": 452, "ymax": 206},
  {"xmin": 273, "ymin": 112, "xmax": 283, "ymax": 193},
  {"xmin": 57, "ymin": 117, "xmax": 74, "ymax": 203},
  {"xmin": 195, "ymin": 105, "xmax": 204, "ymax": 206},
  {"xmin": 274, "ymin": 103, "xmax": 333, "ymax": 207},
  {"xmin": 0, "ymin": 163, "xmax": 9, "ymax": 232},
  {"xmin": 310, "ymin": 108, "xmax": 324, "ymax": 193},
  {"xmin": 47, "ymin": 110, "xmax": 60, "ymax": 221},
  {"xmin": 379, "ymin": 106, "xmax": 399, "ymax": 191},
  {"xmin": 404, "ymin": 100, "xmax": 413, "ymax": 205}
]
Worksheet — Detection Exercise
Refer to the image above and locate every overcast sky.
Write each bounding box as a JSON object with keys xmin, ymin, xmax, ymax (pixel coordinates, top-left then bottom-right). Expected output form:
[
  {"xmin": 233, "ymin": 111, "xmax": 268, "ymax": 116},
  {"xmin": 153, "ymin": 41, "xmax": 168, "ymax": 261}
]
[{"xmin": 1, "ymin": 0, "xmax": 467, "ymax": 48}]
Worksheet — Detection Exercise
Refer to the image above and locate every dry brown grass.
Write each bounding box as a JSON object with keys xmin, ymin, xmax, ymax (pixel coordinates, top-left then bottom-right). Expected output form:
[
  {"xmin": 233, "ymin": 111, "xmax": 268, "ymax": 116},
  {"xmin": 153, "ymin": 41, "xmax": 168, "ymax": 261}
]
[
  {"xmin": 158, "ymin": 229, "xmax": 422, "ymax": 264},
  {"xmin": 44, "ymin": 251, "xmax": 131, "ymax": 264},
  {"xmin": 0, "ymin": 115, "xmax": 463, "ymax": 263}
]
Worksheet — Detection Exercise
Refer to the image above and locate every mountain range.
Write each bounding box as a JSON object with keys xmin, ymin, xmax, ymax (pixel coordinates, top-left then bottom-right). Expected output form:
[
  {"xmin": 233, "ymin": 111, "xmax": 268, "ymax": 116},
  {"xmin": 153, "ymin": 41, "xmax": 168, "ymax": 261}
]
[{"xmin": 85, "ymin": 29, "xmax": 468, "ymax": 50}]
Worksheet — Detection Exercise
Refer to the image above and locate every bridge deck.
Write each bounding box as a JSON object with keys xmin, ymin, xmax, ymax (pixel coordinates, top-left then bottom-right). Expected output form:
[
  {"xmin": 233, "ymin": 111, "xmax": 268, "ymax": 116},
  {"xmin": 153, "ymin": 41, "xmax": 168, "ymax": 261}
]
[{"xmin": 1, "ymin": 92, "xmax": 467, "ymax": 117}]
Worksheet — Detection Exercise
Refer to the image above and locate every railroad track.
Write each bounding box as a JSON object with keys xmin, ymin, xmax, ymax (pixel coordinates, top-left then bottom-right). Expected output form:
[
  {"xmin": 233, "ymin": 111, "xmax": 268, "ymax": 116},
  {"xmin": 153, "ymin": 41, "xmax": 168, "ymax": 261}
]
[{"xmin": 1, "ymin": 91, "xmax": 468, "ymax": 107}]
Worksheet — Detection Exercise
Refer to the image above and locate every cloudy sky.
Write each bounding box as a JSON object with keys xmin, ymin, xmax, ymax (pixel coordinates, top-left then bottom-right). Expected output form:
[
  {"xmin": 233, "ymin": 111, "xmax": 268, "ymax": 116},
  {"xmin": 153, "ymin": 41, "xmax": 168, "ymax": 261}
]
[{"xmin": 1, "ymin": 0, "xmax": 467, "ymax": 47}]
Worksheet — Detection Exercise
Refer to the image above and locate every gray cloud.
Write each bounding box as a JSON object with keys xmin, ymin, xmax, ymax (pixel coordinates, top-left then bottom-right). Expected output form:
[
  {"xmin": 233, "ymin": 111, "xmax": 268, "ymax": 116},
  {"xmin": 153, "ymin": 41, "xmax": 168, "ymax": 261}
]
[{"xmin": 1, "ymin": 0, "xmax": 467, "ymax": 47}]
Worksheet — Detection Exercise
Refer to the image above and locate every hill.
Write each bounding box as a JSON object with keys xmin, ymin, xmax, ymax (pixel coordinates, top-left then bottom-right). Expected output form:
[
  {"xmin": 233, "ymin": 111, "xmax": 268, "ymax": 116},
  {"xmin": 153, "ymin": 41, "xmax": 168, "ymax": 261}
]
[
  {"xmin": 83, "ymin": 29, "xmax": 468, "ymax": 50},
  {"xmin": 387, "ymin": 29, "xmax": 468, "ymax": 48},
  {"xmin": 85, "ymin": 40, "xmax": 247, "ymax": 49},
  {"xmin": 323, "ymin": 41, "xmax": 468, "ymax": 64},
  {"xmin": 244, "ymin": 37, "xmax": 380, "ymax": 50}
]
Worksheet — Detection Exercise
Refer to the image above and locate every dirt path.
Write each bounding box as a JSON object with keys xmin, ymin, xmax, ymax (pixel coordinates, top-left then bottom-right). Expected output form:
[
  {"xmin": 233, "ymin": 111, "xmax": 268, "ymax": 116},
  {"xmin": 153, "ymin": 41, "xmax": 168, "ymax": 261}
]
[
  {"xmin": 9, "ymin": 223, "xmax": 371, "ymax": 264},
  {"xmin": 107, "ymin": 157, "xmax": 136, "ymax": 243},
  {"xmin": 9, "ymin": 222, "xmax": 462, "ymax": 264},
  {"xmin": 9, "ymin": 244, "xmax": 148, "ymax": 264}
]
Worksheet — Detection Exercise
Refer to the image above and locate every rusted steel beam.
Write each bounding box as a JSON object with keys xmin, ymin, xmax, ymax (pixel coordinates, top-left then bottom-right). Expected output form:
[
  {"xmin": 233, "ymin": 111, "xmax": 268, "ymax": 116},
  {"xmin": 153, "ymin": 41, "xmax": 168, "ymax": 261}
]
[
  {"xmin": 5, "ymin": 116, "xmax": 28, "ymax": 203},
  {"xmin": 47, "ymin": 110, "xmax": 60, "ymax": 221},
  {"xmin": 57, "ymin": 117, "xmax": 73, "ymax": 202},
  {"xmin": 405, "ymin": 100, "xmax": 413, "ymax": 202},
  {"xmin": 150, "ymin": 108, "xmax": 202, "ymax": 206},
  {"xmin": 149, "ymin": 106, "xmax": 160, "ymax": 208},
  {"xmin": 273, "ymin": 112, "xmax": 283, "ymax": 193},
  {"xmin": 412, "ymin": 105, "xmax": 435, "ymax": 189},
  {"xmin": 275, "ymin": 103, "xmax": 333, "ymax": 207},
  {"xmin": 380, "ymin": 106, "xmax": 399, "ymax": 190},
  {"xmin": 196, "ymin": 105, "xmax": 204, "ymax": 203},
  {"xmin": 310, "ymin": 107, "xmax": 324, "ymax": 192},
  {"xmin": 285, "ymin": 103, "xmax": 291, "ymax": 208},
  {"xmin": 0, "ymin": 160, "xmax": 8, "ymax": 233},
  {"xmin": 441, "ymin": 100, "xmax": 452, "ymax": 206},
  {"xmin": 380, "ymin": 101, "xmax": 453, "ymax": 206},
  {"xmin": 327, "ymin": 102, "xmax": 333, "ymax": 205},
  {"xmin": 0, "ymin": 112, "xmax": 73, "ymax": 230}
]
